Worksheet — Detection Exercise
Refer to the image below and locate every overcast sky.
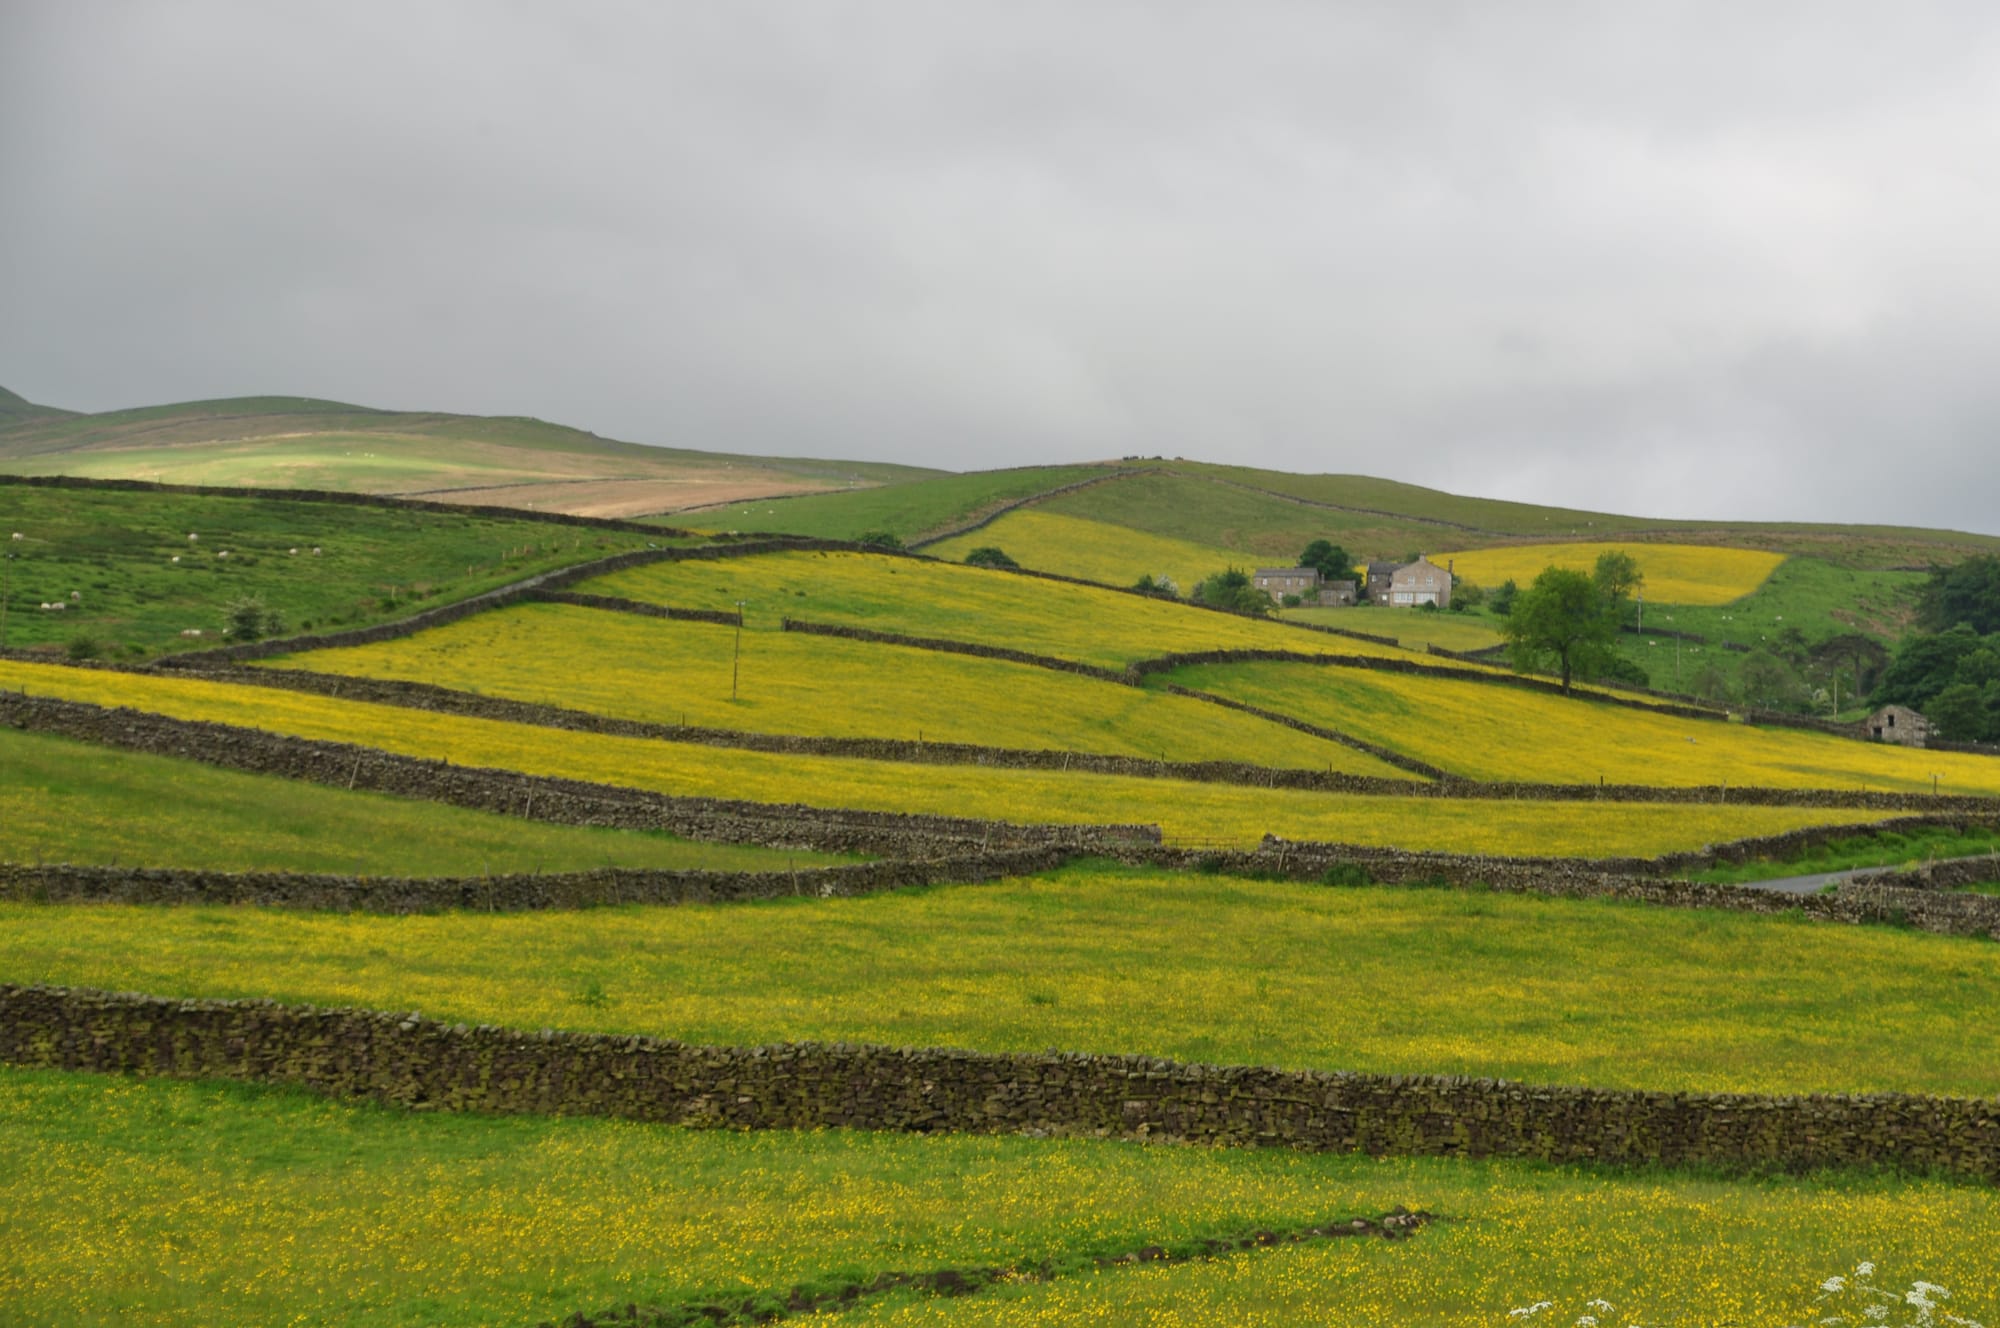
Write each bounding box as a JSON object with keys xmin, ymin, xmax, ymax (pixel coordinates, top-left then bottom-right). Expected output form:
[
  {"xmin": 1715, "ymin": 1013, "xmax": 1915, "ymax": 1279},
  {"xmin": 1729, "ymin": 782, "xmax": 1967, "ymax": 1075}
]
[{"xmin": 5, "ymin": 3, "xmax": 1999, "ymax": 531}]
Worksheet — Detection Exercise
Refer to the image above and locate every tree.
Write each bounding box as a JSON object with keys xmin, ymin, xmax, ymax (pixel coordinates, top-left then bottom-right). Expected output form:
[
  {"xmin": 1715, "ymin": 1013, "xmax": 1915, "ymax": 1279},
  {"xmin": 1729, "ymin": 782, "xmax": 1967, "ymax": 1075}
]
[
  {"xmin": 1451, "ymin": 581, "xmax": 1485, "ymax": 611},
  {"xmin": 962, "ymin": 546, "xmax": 1018, "ymax": 569},
  {"xmin": 1297, "ymin": 539, "xmax": 1358, "ymax": 584},
  {"xmin": 1132, "ymin": 573, "xmax": 1179, "ymax": 598},
  {"xmin": 1592, "ymin": 550, "xmax": 1644, "ymax": 627},
  {"xmin": 1918, "ymin": 554, "xmax": 2000, "ymax": 634},
  {"xmin": 224, "ymin": 595, "xmax": 284, "ymax": 641},
  {"xmin": 1738, "ymin": 650, "xmax": 1803, "ymax": 710},
  {"xmin": 855, "ymin": 530, "xmax": 904, "ymax": 551},
  {"xmin": 1689, "ymin": 661, "xmax": 1734, "ymax": 703},
  {"xmin": 1488, "ymin": 578, "xmax": 1518, "ymax": 617},
  {"xmin": 1191, "ymin": 567, "xmax": 1272, "ymax": 616},
  {"xmin": 1812, "ymin": 633, "xmax": 1890, "ymax": 699},
  {"xmin": 1501, "ymin": 567, "xmax": 1619, "ymax": 694},
  {"xmin": 1926, "ymin": 683, "xmax": 1995, "ymax": 742}
]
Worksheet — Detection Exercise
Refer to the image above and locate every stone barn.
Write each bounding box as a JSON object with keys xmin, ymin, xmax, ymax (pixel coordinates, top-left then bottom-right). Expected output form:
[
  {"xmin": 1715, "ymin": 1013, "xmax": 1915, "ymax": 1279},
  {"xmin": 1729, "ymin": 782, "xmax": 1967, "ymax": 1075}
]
[
  {"xmin": 1867, "ymin": 704, "xmax": 1932, "ymax": 747},
  {"xmin": 1253, "ymin": 567, "xmax": 1322, "ymax": 603}
]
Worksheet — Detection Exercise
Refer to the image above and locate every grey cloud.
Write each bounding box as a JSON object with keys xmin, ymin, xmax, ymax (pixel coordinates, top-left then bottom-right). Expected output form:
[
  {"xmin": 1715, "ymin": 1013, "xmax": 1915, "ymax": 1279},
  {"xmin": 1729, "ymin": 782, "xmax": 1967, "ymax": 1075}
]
[{"xmin": 4, "ymin": 1, "xmax": 2000, "ymax": 532}]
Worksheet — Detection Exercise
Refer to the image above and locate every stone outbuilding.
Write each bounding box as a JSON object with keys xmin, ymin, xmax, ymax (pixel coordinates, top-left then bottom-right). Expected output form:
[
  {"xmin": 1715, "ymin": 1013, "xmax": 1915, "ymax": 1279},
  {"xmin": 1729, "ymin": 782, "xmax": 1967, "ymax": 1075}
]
[
  {"xmin": 1366, "ymin": 556, "xmax": 1454, "ymax": 609},
  {"xmin": 1867, "ymin": 704, "xmax": 1932, "ymax": 748}
]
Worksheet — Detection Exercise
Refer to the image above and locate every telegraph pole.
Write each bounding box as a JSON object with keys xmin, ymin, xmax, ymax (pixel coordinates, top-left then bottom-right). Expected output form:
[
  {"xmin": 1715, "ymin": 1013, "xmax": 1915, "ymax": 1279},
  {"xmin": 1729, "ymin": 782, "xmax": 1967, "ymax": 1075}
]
[{"xmin": 731, "ymin": 600, "xmax": 747, "ymax": 700}]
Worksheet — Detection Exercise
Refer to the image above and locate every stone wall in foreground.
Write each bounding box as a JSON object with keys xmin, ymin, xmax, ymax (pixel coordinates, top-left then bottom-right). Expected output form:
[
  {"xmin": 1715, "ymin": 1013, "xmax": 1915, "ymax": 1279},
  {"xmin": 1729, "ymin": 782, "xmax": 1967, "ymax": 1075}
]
[{"xmin": 5, "ymin": 985, "xmax": 1996, "ymax": 1181}]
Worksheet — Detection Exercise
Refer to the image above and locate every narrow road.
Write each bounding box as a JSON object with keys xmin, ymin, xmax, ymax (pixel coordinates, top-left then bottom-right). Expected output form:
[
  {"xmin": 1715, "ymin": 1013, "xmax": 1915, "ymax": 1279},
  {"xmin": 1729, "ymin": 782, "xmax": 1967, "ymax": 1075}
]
[{"xmin": 1732, "ymin": 853, "xmax": 1997, "ymax": 895}]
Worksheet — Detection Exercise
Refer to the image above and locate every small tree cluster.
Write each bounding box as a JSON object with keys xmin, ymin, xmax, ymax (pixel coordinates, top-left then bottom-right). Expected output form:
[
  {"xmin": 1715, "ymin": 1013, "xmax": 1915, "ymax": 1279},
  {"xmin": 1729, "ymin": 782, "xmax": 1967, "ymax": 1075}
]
[
  {"xmin": 224, "ymin": 596, "xmax": 286, "ymax": 642},
  {"xmin": 961, "ymin": 546, "xmax": 1019, "ymax": 569},
  {"xmin": 1191, "ymin": 567, "xmax": 1271, "ymax": 616},
  {"xmin": 1500, "ymin": 551, "xmax": 1647, "ymax": 694}
]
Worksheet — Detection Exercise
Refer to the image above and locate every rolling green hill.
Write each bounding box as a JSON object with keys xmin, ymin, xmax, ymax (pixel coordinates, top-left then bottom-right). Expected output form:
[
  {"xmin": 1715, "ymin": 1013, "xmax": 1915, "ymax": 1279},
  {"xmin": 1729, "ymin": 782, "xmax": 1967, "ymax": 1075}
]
[{"xmin": 0, "ymin": 389, "xmax": 936, "ymax": 519}]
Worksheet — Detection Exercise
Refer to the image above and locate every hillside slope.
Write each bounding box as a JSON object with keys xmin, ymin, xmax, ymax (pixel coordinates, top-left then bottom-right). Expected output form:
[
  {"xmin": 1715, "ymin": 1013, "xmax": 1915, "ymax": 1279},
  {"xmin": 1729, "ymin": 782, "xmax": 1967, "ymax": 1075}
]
[
  {"xmin": 0, "ymin": 392, "xmax": 937, "ymax": 518},
  {"xmin": 0, "ymin": 385, "xmax": 75, "ymax": 426}
]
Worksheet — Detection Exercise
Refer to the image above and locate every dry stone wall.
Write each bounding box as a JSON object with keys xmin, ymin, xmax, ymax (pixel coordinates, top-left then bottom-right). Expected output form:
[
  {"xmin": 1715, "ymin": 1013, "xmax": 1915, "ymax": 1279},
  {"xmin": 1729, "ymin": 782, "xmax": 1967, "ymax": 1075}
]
[
  {"xmin": 7, "ymin": 984, "xmax": 1997, "ymax": 1181},
  {"xmin": 0, "ymin": 847, "xmax": 1072, "ymax": 914},
  {"xmin": 0, "ymin": 690, "xmax": 1160, "ymax": 856}
]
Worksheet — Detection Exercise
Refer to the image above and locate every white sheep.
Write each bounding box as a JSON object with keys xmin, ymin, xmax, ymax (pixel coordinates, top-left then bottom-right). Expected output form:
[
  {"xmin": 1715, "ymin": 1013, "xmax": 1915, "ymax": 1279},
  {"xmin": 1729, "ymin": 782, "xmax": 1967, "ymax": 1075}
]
[
  {"xmin": 289, "ymin": 547, "xmax": 299, "ymax": 555},
  {"xmin": 170, "ymin": 555, "xmax": 180, "ymax": 563},
  {"xmin": 187, "ymin": 533, "xmax": 198, "ymax": 542},
  {"xmin": 180, "ymin": 628, "xmax": 203, "ymax": 637},
  {"xmin": 9, "ymin": 532, "xmax": 21, "ymax": 541},
  {"xmin": 311, "ymin": 546, "xmax": 322, "ymax": 555},
  {"xmin": 69, "ymin": 591, "xmax": 80, "ymax": 602},
  {"xmin": 217, "ymin": 550, "xmax": 230, "ymax": 559}
]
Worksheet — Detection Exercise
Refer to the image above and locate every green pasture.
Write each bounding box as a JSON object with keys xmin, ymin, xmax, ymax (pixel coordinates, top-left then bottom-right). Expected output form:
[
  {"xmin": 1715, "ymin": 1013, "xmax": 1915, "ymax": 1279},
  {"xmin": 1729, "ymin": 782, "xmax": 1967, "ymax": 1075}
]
[
  {"xmin": 7, "ymin": 1070, "xmax": 1995, "ymax": 1328},
  {"xmin": 265, "ymin": 600, "xmax": 1413, "ymax": 776},
  {"xmin": 1278, "ymin": 604, "xmax": 1506, "ymax": 652},
  {"xmin": 0, "ymin": 727, "xmax": 848, "ymax": 875},
  {"xmin": 0, "ymin": 482, "xmax": 658, "ymax": 655},
  {"xmin": 10, "ymin": 865, "xmax": 2000, "ymax": 1097},
  {"xmin": 684, "ymin": 464, "xmax": 1116, "ymax": 541}
]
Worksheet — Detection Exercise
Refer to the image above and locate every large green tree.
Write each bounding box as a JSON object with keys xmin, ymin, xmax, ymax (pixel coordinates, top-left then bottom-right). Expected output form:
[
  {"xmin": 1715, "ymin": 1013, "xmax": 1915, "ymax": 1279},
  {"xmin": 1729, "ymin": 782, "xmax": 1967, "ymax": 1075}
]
[
  {"xmin": 1592, "ymin": 550, "xmax": 1644, "ymax": 627},
  {"xmin": 1297, "ymin": 539, "xmax": 1358, "ymax": 584},
  {"xmin": 1502, "ymin": 567, "xmax": 1619, "ymax": 695},
  {"xmin": 1919, "ymin": 554, "xmax": 2000, "ymax": 634}
]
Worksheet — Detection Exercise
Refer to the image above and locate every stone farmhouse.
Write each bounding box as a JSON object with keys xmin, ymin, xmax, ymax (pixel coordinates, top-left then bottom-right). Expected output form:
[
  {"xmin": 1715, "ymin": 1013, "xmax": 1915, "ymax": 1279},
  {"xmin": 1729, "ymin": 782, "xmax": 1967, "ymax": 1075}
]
[
  {"xmin": 1252, "ymin": 567, "xmax": 1358, "ymax": 606},
  {"xmin": 1365, "ymin": 555, "xmax": 1454, "ymax": 609},
  {"xmin": 1866, "ymin": 704, "xmax": 1932, "ymax": 748}
]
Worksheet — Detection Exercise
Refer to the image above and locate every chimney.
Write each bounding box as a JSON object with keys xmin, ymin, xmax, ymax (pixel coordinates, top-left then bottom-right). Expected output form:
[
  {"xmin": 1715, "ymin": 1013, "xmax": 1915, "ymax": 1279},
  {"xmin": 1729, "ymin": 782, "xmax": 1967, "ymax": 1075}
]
[{"xmin": 1447, "ymin": 558, "xmax": 1455, "ymax": 575}]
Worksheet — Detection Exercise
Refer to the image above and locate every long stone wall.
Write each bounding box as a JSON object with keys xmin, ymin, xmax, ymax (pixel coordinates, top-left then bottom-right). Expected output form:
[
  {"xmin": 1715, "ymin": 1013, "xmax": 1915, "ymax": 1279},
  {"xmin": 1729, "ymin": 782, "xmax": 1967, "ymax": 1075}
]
[
  {"xmin": 0, "ymin": 847, "xmax": 1073, "ymax": 914},
  {"xmin": 7, "ymin": 984, "xmax": 1996, "ymax": 1181},
  {"xmin": 0, "ymin": 691, "xmax": 1162, "ymax": 856},
  {"xmin": 780, "ymin": 617, "xmax": 1132, "ymax": 684},
  {"xmin": 905, "ymin": 468, "xmax": 1147, "ymax": 548}
]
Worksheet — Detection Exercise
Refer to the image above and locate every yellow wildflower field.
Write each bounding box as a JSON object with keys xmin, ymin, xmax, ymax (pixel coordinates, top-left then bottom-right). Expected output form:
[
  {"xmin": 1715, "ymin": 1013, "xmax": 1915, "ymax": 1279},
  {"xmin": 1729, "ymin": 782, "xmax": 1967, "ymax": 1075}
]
[
  {"xmin": 1434, "ymin": 541, "xmax": 1785, "ymax": 605},
  {"xmin": 926, "ymin": 509, "xmax": 1242, "ymax": 598},
  {"xmin": 0, "ymin": 660, "xmax": 1872, "ymax": 854},
  {"xmin": 579, "ymin": 550, "xmax": 1455, "ymax": 670},
  {"xmin": 13, "ymin": 867, "xmax": 2000, "ymax": 1097},
  {"xmin": 267, "ymin": 601, "xmax": 1412, "ymax": 778},
  {"xmin": 9, "ymin": 1070, "xmax": 1994, "ymax": 1328},
  {"xmin": 843, "ymin": 1177, "xmax": 2000, "ymax": 1328},
  {"xmin": 1172, "ymin": 659, "xmax": 2000, "ymax": 796}
]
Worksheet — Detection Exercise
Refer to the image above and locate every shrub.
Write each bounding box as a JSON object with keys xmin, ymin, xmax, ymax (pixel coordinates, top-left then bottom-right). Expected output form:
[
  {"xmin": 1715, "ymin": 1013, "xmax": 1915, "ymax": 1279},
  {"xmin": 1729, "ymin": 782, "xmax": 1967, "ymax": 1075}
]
[
  {"xmin": 855, "ymin": 530, "xmax": 905, "ymax": 551},
  {"xmin": 962, "ymin": 546, "xmax": 1019, "ymax": 570},
  {"xmin": 64, "ymin": 634, "xmax": 103, "ymax": 661}
]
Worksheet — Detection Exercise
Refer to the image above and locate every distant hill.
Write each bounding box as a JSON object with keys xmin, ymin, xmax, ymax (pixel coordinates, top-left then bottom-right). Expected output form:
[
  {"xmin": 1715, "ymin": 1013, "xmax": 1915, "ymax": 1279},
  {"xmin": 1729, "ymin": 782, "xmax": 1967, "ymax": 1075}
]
[
  {"xmin": 0, "ymin": 385, "xmax": 76, "ymax": 425},
  {"xmin": 0, "ymin": 390, "xmax": 936, "ymax": 519}
]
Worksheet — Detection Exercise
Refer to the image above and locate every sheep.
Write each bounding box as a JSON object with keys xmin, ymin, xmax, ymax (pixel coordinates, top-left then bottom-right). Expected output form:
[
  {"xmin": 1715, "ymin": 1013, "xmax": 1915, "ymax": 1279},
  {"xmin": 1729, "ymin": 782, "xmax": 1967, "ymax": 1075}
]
[
  {"xmin": 180, "ymin": 628, "xmax": 203, "ymax": 637},
  {"xmin": 170, "ymin": 555, "xmax": 180, "ymax": 563},
  {"xmin": 288, "ymin": 547, "xmax": 299, "ymax": 555},
  {"xmin": 217, "ymin": 550, "xmax": 230, "ymax": 559},
  {"xmin": 311, "ymin": 546, "xmax": 322, "ymax": 555},
  {"xmin": 69, "ymin": 591, "xmax": 80, "ymax": 602},
  {"xmin": 9, "ymin": 532, "xmax": 21, "ymax": 541},
  {"xmin": 187, "ymin": 533, "xmax": 198, "ymax": 542}
]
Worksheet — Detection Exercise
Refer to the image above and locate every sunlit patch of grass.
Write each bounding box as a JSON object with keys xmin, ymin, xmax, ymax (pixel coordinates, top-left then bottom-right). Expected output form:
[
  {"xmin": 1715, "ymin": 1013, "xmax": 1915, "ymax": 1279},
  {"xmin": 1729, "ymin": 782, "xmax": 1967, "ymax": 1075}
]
[{"xmin": 926, "ymin": 509, "xmax": 1241, "ymax": 598}]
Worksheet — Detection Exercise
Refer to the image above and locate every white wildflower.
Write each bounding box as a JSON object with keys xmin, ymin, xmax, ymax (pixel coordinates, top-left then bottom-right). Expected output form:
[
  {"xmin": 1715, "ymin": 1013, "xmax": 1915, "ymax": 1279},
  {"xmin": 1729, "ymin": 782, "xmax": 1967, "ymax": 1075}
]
[
  {"xmin": 1589, "ymin": 1304, "xmax": 1615, "ymax": 1314},
  {"xmin": 1577, "ymin": 1317, "xmax": 1599, "ymax": 1327},
  {"xmin": 1825, "ymin": 1278, "xmax": 1850, "ymax": 1293},
  {"xmin": 1511, "ymin": 1303, "xmax": 1554, "ymax": 1319},
  {"xmin": 1858, "ymin": 1263, "xmax": 1876, "ymax": 1278}
]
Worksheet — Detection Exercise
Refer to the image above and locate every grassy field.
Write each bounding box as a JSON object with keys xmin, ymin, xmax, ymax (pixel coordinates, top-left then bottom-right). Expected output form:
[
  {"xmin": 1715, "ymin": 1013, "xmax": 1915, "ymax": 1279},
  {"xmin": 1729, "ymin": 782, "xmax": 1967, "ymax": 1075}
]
[
  {"xmin": 0, "ymin": 482, "xmax": 660, "ymax": 656},
  {"xmin": 7, "ymin": 1071, "xmax": 1995, "ymax": 1328},
  {"xmin": 266, "ymin": 601, "xmax": 1412, "ymax": 777},
  {"xmin": 1630, "ymin": 555, "xmax": 1926, "ymax": 650},
  {"xmin": 1434, "ymin": 541, "xmax": 1786, "ymax": 606},
  {"xmin": 0, "ymin": 727, "xmax": 846, "ymax": 875},
  {"xmin": 580, "ymin": 549, "xmax": 1448, "ymax": 670},
  {"xmin": 928, "ymin": 507, "xmax": 1248, "ymax": 594},
  {"xmin": 1278, "ymin": 605, "xmax": 1507, "ymax": 653},
  {"xmin": 689, "ymin": 464, "xmax": 1117, "ymax": 541},
  {"xmin": 0, "ymin": 659, "xmax": 1875, "ymax": 853},
  {"xmin": 11, "ymin": 865, "xmax": 2000, "ymax": 1097},
  {"xmin": 1165, "ymin": 658, "xmax": 2000, "ymax": 795}
]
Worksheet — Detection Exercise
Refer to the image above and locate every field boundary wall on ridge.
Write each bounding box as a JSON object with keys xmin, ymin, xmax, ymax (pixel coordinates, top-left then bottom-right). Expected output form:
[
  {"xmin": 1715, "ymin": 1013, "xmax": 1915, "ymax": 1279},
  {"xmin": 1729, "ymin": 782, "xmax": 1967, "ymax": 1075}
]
[
  {"xmin": 7, "ymin": 984, "xmax": 1996, "ymax": 1181},
  {"xmin": 904, "ymin": 467, "xmax": 1151, "ymax": 548},
  {"xmin": 0, "ymin": 471, "xmax": 698, "ymax": 538}
]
